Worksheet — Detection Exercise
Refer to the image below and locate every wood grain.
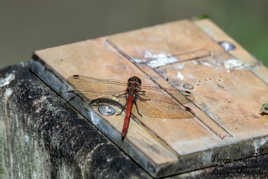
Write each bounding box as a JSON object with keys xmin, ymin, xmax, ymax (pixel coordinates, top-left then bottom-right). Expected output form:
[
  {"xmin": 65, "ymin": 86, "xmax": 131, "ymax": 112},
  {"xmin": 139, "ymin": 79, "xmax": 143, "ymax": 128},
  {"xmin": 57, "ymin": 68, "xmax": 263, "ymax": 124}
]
[{"xmin": 33, "ymin": 19, "xmax": 268, "ymax": 177}]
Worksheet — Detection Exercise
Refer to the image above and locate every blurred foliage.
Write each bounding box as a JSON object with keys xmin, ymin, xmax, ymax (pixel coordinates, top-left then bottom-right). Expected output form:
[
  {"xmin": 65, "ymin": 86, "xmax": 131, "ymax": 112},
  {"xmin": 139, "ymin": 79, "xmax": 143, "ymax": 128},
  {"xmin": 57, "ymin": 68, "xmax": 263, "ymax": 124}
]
[
  {"xmin": 0, "ymin": 0, "xmax": 267, "ymax": 67},
  {"xmin": 207, "ymin": 1, "xmax": 268, "ymax": 66}
]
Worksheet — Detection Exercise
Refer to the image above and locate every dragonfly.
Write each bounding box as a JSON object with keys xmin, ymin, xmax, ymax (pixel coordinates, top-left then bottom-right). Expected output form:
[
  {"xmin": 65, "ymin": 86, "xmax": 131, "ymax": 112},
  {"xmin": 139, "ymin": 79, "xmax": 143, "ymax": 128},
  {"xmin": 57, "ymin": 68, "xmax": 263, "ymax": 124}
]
[{"xmin": 67, "ymin": 74, "xmax": 193, "ymax": 140}]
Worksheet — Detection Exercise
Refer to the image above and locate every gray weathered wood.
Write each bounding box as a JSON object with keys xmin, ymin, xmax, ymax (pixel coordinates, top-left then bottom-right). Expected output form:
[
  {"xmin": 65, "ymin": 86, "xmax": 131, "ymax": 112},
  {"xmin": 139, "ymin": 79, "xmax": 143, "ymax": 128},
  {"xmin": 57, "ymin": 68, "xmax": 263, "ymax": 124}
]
[{"xmin": 0, "ymin": 62, "xmax": 151, "ymax": 179}]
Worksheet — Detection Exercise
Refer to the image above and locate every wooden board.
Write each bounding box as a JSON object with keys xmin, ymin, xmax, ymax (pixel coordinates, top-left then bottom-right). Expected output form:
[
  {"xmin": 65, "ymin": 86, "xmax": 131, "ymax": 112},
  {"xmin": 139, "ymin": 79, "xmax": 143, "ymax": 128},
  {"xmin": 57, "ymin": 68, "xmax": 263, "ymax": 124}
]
[
  {"xmin": 31, "ymin": 19, "xmax": 268, "ymax": 178},
  {"xmin": 195, "ymin": 19, "xmax": 268, "ymax": 83}
]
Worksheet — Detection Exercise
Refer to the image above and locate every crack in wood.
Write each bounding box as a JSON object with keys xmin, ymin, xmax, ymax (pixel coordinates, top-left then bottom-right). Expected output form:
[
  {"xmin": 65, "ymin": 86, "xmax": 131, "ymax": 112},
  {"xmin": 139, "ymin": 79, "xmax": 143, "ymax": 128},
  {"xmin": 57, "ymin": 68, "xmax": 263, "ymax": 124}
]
[{"xmin": 105, "ymin": 39, "xmax": 233, "ymax": 140}]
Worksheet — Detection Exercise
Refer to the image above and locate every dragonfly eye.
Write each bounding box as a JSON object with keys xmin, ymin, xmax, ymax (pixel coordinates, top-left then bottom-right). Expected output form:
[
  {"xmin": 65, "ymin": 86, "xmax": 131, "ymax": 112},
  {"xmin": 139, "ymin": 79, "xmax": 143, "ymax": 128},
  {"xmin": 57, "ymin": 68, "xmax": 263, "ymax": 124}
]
[
  {"xmin": 129, "ymin": 76, "xmax": 142, "ymax": 85},
  {"xmin": 136, "ymin": 78, "xmax": 142, "ymax": 85}
]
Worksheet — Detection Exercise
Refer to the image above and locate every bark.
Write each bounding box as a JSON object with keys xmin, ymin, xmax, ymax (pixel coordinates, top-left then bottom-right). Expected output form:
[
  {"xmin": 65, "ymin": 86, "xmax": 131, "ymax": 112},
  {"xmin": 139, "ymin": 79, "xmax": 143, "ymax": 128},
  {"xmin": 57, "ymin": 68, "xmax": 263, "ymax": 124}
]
[{"xmin": 0, "ymin": 62, "xmax": 150, "ymax": 179}]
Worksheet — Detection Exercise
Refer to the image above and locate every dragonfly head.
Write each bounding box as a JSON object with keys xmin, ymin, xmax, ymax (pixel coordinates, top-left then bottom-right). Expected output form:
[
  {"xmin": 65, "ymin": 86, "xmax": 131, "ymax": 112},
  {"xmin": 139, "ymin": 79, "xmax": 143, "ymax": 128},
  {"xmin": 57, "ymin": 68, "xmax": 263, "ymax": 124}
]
[
  {"xmin": 128, "ymin": 76, "xmax": 141, "ymax": 84},
  {"xmin": 128, "ymin": 76, "xmax": 142, "ymax": 91}
]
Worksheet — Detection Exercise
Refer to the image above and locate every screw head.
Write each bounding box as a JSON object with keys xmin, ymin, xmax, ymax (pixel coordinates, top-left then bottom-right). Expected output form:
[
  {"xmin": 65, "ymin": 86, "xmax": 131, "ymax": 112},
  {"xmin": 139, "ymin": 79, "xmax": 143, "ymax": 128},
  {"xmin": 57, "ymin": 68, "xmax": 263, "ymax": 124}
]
[
  {"xmin": 98, "ymin": 104, "xmax": 115, "ymax": 116},
  {"xmin": 218, "ymin": 41, "xmax": 236, "ymax": 52},
  {"xmin": 183, "ymin": 82, "xmax": 194, "ymax": 90}
]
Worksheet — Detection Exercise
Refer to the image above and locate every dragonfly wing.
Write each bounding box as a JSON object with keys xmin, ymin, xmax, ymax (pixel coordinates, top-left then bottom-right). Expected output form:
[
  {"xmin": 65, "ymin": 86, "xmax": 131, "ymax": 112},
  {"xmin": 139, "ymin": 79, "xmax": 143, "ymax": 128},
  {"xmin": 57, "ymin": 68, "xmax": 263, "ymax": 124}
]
[
  {"xmin": 141, "ymin": 82, "xmax": 193, "ymax": 103},
  {"xmin": 134, "ymin": 98, "xmax": 192, "ymax": 119},
  {"xmin": 67, "ymin": 75, "xmax": 193, "ymax": 119},
  {"xmin": 135, "ymin": 90, "xmax": 193, "ymax": 119},
  {"xmin": 67, "ymin": 75, "xmax": 127, "ymax": 99}
]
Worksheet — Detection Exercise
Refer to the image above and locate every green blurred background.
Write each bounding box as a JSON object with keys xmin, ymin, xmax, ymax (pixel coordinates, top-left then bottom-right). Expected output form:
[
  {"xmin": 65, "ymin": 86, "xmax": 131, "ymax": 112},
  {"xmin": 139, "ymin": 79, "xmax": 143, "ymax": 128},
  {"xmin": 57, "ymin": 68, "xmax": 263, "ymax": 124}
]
[{"xmin": 0, "ymin": 0, "xmax": 267, "ymax": 68}]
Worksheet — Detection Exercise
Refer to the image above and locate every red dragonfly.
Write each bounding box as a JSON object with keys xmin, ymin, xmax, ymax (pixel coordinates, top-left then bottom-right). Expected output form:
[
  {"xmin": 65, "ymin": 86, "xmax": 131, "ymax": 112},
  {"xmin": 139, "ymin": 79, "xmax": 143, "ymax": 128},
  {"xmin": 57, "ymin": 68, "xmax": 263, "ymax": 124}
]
[{"xmin": 68, "ymin": 75, "xmax": 193, "ymax": 140}]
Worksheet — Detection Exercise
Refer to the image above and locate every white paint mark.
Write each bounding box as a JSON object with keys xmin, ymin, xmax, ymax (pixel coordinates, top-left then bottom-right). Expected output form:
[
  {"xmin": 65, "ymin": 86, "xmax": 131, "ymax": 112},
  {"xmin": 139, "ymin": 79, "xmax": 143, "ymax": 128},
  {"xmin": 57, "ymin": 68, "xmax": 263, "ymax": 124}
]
[
  {"xmin": 4, "ymin": 88, "xmax": 13, "ymax": 98},
  {"xmin": 143, "ymin": 50, "xmax": 179, "ymax": 68},
  {"xmin": 132, "ymin": 58, "xmax": 148, "ymax": 64},
  {"xmin": 174, "ymin": 63, "xmax": 184, "ymax": 70},
  {"xmin": 177, "ymin": 72, "xmax": 184, "ymax": 81},
  {"xmin": 198, "ymin": 58, "xmax": 222, "ymax": 69},
  {"xmin": 201, "ymin": 151, "xmax": 213, "ymax": 163},
  {"xmin": 201, "ymin": 62, "xmax": 212, "ymax": 67},
  {"xmin": 253, "ymin": 138, "xmax": 268, "ymax": 153},
  {"xmin": 0, "ymin": 73, "xmax": 15, "ymax": 87},
  {"xmin": 187, "ymin": 74, "xmax": 196, "ymax": 80},
  {"xmin": 201, "ymin": 27, "xmax": 214, "ymax": 37},
  {"xmin": 25, "ymin": 135, "xmax": 30, "ymax": 144},
  {"xmin": 192, "ymin": 60, "xmax": 198, "ymax": 65},
  {"xmin": 224, "ymin": 58, "xmax": 249, "ymax": 72}
]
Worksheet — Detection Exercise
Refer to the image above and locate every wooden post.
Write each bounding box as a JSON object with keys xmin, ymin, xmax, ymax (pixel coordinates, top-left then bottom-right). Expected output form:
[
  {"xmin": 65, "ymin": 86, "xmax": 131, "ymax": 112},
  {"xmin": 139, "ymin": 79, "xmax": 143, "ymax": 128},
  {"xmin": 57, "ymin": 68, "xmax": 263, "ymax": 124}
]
[{"xmin": 1, "ymin": 19, "xmax": 268, "ymax": 178}]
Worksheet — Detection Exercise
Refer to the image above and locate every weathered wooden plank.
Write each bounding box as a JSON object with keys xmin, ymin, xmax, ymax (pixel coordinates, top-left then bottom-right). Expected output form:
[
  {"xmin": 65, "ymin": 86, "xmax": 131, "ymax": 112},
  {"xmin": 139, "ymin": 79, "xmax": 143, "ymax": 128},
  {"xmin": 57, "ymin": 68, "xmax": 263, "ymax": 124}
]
[
  {"xmin": 195, "ymin": 19, "xmax": 268, "ymax": 83},
  {"xmin": 195, "ymin": 19, "xmax": 258, "ymax": 65},
  {"xmin": 157, "ymin": 54, "xmax": 268, "ymax": 142},
  {"xmin": 32, "ymin": 19, "xmax": 268, "ymax": 177},
  {"xmin": 107, "ymin": 20, "xmax": 224, "ymax": 59},
  {"xmin": 33, "ymin": 39, "xmax": 181, "ymax": 177},
  {"xmin": 105, "ymin": 20, "xmax": 234, "ymax": 155}
]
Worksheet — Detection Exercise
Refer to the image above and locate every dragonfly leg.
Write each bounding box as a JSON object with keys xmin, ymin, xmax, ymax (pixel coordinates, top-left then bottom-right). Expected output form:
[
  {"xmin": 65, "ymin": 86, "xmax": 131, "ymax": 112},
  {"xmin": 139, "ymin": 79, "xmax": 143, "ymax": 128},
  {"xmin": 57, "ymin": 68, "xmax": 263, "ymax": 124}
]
[
  {"xmin": 113, "ymin": 91, "xmax": 127, "ymax": 98},
  {"xmin": 137, "ymin": 90, "xmax": 150, "ymax": 102},
  {"xmin": 117, "ymin": 95, "xmax": 128, "ymax": 116},
  {"xmin": 117, "ymin": 104, "xmax": 126, "ymax": 116},
  {"xmin": 136, "ymin": 94, "xmax": 150, "ymax": 102},
  {"xmin": 137, "ymin": 90, "xmax": 146, "ymax": 96},
  {"xmin": 134, "ymin": 100, "xmax": 143, "ymax": 117}
]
